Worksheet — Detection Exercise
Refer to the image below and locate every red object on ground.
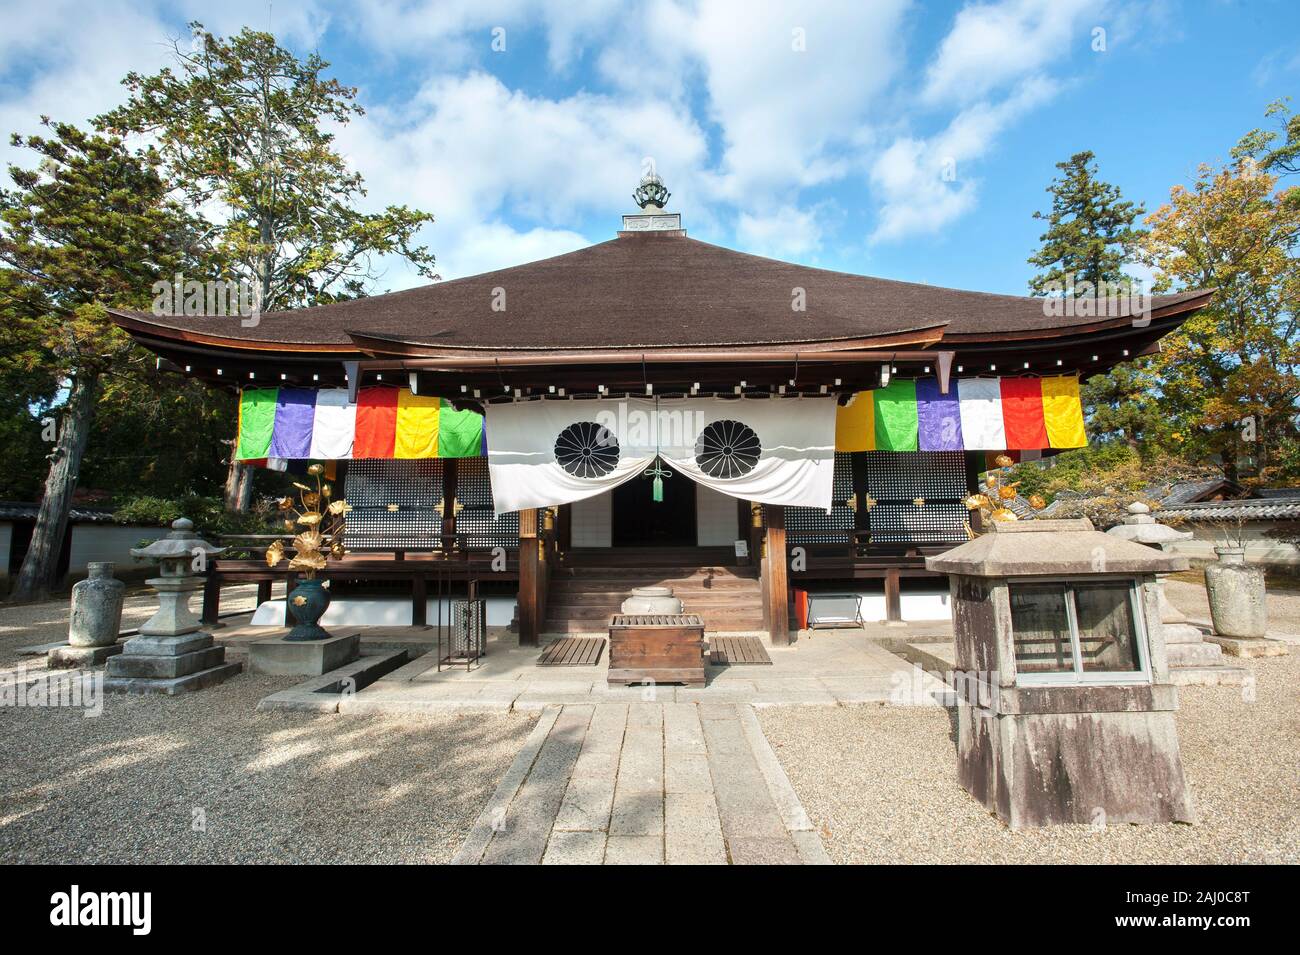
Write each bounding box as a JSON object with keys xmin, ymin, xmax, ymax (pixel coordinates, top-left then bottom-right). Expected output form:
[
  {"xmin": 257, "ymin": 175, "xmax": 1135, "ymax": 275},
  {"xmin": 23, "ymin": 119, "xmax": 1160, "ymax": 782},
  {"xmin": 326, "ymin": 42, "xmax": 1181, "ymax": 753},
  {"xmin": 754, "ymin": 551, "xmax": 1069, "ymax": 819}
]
[{"xmin": 794, "ymin": 589, "xmax": 809, "ymax": 630}]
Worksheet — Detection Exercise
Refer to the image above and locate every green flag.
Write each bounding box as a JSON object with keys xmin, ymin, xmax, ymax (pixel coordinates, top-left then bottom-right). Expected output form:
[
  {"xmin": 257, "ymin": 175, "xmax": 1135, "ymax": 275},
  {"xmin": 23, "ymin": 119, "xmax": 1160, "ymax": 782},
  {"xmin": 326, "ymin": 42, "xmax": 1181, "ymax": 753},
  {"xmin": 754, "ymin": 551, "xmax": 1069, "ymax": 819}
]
[
  {"xmin": 235, "ymin": 388, "xmax": 279, "ymax": 459},
  {"xmin": 873, "ymin": 379, "xmax": 918, "ymax": 451},
  {"xmin": 437, "ymin": 399, "xmax": 484, "ymax": 457}
]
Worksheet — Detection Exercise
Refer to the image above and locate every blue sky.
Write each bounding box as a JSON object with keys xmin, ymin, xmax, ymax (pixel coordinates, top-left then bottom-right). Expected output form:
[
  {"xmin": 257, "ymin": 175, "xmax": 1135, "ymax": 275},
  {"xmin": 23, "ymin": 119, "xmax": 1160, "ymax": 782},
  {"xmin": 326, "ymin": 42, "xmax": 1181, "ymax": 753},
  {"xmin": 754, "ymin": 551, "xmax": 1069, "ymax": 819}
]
[{"xmin": 0, "ymin": 0, "xmax": 1296, "ymax": 294}]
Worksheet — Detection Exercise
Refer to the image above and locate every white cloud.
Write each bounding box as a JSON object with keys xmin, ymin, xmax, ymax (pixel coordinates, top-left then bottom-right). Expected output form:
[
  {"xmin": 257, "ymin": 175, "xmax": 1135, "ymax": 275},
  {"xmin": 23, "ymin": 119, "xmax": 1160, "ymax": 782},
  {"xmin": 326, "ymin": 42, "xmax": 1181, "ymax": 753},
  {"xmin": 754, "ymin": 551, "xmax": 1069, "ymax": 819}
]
[
  {"xmin": 634, "ymin": 0, "xmax": 909, "ymax": 201},
  {"xmin": 922, "ymin": 0, "xmax": 1099, "ymax": 105},
  {"xmin": 335, "ymin": 71, "xmax": 709, "ymax": 279},
  {"xmin": 870, "ymin": 77, "xmax": 1058, "ymax": 242},
  {"xmin": 0, "ymin": 0, "xmax": 1142, "ymax": 283},
  {"xmin": 736, "ymin": 205, "xmax": 823, "ymax": 260}
]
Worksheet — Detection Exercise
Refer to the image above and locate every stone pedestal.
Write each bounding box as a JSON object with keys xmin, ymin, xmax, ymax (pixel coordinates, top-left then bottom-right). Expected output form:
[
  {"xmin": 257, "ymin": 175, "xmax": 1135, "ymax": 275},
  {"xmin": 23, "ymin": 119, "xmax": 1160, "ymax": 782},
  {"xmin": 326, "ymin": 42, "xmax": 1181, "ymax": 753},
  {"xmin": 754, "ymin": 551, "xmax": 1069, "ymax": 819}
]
[
  {"xmin": 105, "ymin": 633, "xmax": 241, "ymax": 695},
  {"xmin": 49, "ymin": 643, "xmax": 124, "ymax": 667},
  {"xmin": 958, "ymin": 685, "xmax": 1195, "ymax": 828},
  {"xmin": 250, "ymin": 631, "xmax": 360, "ymax": 676},
  {"xmin": 104, "ymin": 518, "xmax": 240, "ymax": 695}
]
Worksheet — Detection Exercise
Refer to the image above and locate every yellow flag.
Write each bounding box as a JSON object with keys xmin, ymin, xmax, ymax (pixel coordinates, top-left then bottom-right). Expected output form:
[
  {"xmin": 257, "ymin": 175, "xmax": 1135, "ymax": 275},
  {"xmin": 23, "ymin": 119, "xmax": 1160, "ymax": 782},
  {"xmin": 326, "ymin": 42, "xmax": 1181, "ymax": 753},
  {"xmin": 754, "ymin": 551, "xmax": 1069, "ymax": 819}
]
[
  {"xmin": 394, "ymin": 390, "xmax": 441, "ymax": 458},
  {"xmin": 835, "ymin": 392, "xmax": 876, "ymax": 452},
  {"xmin": 1041, "ymin": 376, "xmax": 1087, "ymax": 448}
]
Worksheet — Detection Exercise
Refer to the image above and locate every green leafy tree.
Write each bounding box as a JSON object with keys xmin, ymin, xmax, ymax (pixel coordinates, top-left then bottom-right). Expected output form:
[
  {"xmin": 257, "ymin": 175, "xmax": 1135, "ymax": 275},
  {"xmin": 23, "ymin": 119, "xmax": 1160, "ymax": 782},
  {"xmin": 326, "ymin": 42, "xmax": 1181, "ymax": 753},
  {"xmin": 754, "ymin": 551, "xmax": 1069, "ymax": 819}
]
[
  {"xmin": 97, "ymin": 23, "xmax": 437, "ymax": 508},
  {"xmin": 1028, "ymin": 150, "xmax": 1147, "ymax": 295},
  {"xmin": 1028, "ymin": 151, "xmax": 1156, "ymax": 448},
  {"xmin": 0, "ymin": 121, "xmax": 196, "ymax": 600},
  {"xmin": 1234, "ymin": 98, "xmax": 1300, "ymax": 181},
  {"xmin": 1138, "ymin": 155, "xmax": 1300, "ymax": 484}
]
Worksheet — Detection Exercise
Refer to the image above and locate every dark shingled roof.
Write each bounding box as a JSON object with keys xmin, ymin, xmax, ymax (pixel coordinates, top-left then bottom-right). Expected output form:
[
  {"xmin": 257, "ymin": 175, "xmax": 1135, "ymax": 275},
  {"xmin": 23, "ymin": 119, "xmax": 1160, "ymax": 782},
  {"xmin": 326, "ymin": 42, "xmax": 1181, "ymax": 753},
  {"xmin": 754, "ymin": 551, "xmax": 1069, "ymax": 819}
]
[{"xmin": 110, "ymin": 232, "xmax": 1211, "ymax": 352}]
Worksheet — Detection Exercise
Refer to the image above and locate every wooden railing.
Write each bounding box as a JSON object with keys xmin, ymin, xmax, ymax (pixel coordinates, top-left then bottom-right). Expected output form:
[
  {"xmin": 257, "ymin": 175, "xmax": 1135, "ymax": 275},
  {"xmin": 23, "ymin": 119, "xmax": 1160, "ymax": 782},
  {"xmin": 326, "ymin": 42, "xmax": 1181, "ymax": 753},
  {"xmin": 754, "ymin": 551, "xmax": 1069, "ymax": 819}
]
[{"xmin": 200, "ymin": 534, "xmax": 518, "ymax": 627}]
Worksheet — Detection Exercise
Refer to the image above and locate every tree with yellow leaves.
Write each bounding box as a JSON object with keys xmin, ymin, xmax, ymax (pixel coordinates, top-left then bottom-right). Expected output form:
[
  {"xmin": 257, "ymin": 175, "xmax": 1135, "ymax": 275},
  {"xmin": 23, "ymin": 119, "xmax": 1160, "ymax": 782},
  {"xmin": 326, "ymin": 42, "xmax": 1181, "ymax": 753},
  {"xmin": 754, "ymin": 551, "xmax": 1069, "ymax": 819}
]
[{"xmin": 1138, "ymin": 153, "xmax": 1300, "ymax": 484}]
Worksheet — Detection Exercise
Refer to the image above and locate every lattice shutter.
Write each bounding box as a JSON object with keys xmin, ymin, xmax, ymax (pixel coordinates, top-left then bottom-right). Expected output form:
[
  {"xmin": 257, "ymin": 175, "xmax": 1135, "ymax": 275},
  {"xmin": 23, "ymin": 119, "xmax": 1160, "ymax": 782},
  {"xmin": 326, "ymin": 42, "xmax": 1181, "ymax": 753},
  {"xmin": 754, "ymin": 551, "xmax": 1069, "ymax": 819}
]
[
  {"xmin": 785, "ymin": 452, "xmax": 856, "ymax": 545},
  {"xmin": 343, "ymin": 459, "xmax": 445, "ymax": 550},
  {"xmin": 862, "ymin": 451, "xmax": 968, "ymax": 544},
  {"xmin": 455, "ymin": 458, "xmax": 520, "ymax": 549}
]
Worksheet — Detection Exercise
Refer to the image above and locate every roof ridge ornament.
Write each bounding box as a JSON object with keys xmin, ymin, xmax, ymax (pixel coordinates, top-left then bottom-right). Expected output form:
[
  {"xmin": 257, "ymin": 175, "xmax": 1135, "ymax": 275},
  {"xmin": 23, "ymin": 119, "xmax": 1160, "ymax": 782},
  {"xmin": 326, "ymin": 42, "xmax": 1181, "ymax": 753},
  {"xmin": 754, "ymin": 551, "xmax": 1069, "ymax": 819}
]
[
  {"xmin": 622, "ymin": 169, "xmax": 683, "ymax": 236},
  {"xmin": 633, "ymin": 170, "xmax": 670, "ymax": 211}
]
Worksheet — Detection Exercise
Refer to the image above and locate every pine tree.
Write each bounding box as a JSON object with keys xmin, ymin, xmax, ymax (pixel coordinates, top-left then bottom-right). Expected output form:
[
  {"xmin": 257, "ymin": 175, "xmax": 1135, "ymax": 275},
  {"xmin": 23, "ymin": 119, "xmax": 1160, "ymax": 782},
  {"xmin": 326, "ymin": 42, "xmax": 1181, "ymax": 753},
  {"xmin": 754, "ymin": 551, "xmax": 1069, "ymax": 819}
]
[
  {"xmin": 0, "ymin": 121, "xmax": 197, "ymax": 600},
  {"xmin": 1028, "ymin": 151, "xmax": 1154, "ymax": 449},
  {"xmin": 1028, "ymin": 150, "xmax": 1146, "ymax": 294},
  {"xmin": 98, "ymin": 23, "xmax": 438, "ymax": 509}
]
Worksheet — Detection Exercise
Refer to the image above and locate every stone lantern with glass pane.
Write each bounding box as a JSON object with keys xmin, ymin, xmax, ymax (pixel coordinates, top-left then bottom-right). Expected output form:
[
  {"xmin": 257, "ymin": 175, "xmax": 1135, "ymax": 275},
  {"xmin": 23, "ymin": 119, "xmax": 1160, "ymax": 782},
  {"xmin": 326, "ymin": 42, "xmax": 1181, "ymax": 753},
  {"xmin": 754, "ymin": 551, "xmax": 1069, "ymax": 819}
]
[{"xmin": 926, "ymin": 518, "xmax": 1195, "ymax": 828}]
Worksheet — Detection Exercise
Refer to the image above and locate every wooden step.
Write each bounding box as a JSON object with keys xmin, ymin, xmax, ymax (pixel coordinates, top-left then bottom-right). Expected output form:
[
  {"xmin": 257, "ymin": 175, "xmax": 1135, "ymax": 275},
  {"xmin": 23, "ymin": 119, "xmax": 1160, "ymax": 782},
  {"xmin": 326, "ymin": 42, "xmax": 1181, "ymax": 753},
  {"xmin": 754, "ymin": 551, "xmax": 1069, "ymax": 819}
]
[
  {"xmin": 551, "ymin": 576, "xmax": 760, "ymax": 590},
  {"xmin": 550, "ymin": 592, "xmax": 761, "ymax": 607}
]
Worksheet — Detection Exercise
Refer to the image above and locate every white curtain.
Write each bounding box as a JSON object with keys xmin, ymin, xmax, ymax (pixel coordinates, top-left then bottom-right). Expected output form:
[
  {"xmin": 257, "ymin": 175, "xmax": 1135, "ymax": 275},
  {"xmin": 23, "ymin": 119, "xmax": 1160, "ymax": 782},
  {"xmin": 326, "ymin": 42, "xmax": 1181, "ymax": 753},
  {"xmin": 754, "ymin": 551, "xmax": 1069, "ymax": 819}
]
[{"xmin": 484, "ymin": 396, "xmax": 836, "ymax": 515}]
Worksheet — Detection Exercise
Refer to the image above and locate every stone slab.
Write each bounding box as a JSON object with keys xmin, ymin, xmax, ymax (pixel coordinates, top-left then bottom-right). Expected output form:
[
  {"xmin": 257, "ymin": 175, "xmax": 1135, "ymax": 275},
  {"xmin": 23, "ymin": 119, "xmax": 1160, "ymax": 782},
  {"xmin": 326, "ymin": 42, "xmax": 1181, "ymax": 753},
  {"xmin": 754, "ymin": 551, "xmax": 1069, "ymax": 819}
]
[
  {"xmin": 17, "ymin": 641, "xmax": 74, "ymax": 656},
  {"xmin": 103, "ymin": 661, "xmax": 242, "ymax": 696},
  {"xmin": 107, "ymin": 645, "xmax": 226, "ymax": 679},
  {"xmin": 250, "ymin": 631, "xmax": 361, "ymax": 675},
  {"xmin": 48, "ymin": 644, "xmax": 123, "ymax": 668},
  {"xmin": 603, "ymin": 835, "xmax": 663, "ymax": 865},
  {"xmin": 123, "ymin": 633, "xmax": 214, "ymax": 656},
  {"xmin": 1204, "ymin": 635, "xmax": 1289, "ymax": 657},
  {"xmin": 542, "ymin": 830, "xmax": 606, "ymax": 865},
  {"xmin": 664, "ymin": 793, "xmax": 726, "ymax": 865},
  {"xmin": 1167, "ymin": 665, "xmax": 1251, "ymax": 687}
]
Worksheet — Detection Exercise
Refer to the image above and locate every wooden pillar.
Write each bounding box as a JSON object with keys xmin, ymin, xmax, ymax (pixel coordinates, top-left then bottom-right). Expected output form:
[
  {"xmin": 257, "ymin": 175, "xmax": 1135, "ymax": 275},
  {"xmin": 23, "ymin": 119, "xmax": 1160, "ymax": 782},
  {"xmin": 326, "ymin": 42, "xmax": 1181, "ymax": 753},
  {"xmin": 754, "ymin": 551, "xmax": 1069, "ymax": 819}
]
[
  {"xmin": 200, "ymin": 568, "xmax": 221, "ymax": 626},
  {"xmin": 518, "ymin": 508, "xmax": 541, "ymax": 646},
  {"xmin": 412, "ymin": 572, "xmax": 427, "ymax": 627},
  {"xmin": 441, "ymin": 459, "xmax": 458, "ymax": 550},
  {"xmin": 257, "ymin": 578, "xmax": 272, "ymax": 605},
  {"xmin": 762, "ymin": 504, "xmax": 791, "ymax": 645},
  {"xmin": 884, "ymin": 567, "xmax": 903, "ymax": 624},
  {"xmin": 283, "ymin": 572, "xmax": 298, "ymax": 626}
]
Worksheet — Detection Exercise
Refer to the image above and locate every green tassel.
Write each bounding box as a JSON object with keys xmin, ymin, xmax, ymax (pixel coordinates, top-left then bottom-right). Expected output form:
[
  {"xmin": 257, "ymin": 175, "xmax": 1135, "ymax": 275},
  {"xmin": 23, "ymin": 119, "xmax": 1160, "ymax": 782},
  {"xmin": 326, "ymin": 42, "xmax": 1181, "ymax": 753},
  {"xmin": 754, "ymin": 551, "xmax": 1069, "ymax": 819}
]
[{"xmin": 652, "ymin": 475, "xmax": 663, "ymax": 502}]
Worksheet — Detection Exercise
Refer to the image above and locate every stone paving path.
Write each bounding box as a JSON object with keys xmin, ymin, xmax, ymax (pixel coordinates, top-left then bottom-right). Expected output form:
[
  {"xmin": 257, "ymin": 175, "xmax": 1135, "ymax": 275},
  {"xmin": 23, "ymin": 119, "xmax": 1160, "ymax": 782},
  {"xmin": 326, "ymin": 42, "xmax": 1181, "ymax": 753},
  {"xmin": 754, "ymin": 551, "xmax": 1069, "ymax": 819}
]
[{"xmin": 453, "ymin": 702, "xmax": 830, "ymax": 865}]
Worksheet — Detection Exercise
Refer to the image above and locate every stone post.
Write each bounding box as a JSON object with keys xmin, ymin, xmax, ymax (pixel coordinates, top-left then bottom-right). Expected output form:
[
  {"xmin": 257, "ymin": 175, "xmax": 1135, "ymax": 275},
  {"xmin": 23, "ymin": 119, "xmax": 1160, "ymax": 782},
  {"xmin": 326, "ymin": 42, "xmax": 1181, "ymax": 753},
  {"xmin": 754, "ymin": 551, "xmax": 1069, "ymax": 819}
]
[{"xmin": 49, "ymin": 562, "xmax": 126, "ymax": 668}]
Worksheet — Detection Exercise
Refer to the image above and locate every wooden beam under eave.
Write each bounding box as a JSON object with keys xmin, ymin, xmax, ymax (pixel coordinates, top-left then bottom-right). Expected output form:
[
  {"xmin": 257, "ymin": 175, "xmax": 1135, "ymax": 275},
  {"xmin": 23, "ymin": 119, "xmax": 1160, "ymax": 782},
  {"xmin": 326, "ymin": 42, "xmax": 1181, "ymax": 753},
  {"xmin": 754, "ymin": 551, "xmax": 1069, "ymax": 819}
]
[{"xmin": 936, "ymin": 351, "xmax": 955, "ymax": 394}]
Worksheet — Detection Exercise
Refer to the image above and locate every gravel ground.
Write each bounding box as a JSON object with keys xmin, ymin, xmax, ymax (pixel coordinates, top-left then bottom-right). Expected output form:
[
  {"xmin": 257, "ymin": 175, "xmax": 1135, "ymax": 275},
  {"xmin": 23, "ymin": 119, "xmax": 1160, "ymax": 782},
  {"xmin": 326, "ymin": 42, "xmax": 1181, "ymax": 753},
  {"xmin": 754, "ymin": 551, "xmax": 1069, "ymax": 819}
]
[
  {"xmin": 0, "ymin": 583, "xmax": 273, "ymax": 667},
  {"xmin": 0, "ymin": 587, "xmax": 531, "ymax": 864},
  {"xmin": 0, "ymin": 670, "xmax": 534, "ymax": 863},
  {"xmin": 760, "ymin": 652, "xmax": 1299, "ymax": 864}
]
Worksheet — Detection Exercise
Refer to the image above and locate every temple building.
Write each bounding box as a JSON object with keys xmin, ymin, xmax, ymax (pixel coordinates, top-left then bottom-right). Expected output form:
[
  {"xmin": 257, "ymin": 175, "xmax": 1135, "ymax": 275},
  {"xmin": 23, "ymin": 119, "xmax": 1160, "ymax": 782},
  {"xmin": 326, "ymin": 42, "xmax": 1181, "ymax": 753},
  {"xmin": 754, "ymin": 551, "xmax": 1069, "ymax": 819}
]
[{"xmin": 109, "ymin": 176, "xmax": 1212, "ymax": 645}]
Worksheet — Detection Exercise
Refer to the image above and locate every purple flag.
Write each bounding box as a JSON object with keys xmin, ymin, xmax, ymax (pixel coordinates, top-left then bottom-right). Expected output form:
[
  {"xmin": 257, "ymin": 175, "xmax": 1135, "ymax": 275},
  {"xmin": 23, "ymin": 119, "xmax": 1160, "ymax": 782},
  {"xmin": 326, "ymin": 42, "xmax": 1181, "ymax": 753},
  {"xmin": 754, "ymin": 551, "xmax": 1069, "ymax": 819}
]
[
  {"xmin": 269, "ymin": 388, "xmax": 317, "ymax": 459},
  {"xmin": 917, "ymin": 378, "xmax": 963, "ymax": 451}
]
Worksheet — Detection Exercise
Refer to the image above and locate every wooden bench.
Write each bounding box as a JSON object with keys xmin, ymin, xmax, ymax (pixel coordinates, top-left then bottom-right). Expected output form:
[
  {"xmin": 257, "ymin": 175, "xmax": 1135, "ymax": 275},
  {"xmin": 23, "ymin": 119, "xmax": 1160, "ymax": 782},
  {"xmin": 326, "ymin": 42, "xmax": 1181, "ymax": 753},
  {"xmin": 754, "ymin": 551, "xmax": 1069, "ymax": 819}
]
[{"xmin": 607, "ymin": 613, "xmax": 706, "ymax": 686}]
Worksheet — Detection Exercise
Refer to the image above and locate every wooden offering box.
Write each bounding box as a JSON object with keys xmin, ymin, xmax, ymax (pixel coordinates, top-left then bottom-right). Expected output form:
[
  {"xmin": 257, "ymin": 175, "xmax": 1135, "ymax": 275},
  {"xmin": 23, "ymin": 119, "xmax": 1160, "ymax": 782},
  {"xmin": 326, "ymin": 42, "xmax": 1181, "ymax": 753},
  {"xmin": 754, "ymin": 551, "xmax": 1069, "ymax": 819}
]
[{"xmin": 607, "ymin": 614, "xmax": 706, "ymax": 686}]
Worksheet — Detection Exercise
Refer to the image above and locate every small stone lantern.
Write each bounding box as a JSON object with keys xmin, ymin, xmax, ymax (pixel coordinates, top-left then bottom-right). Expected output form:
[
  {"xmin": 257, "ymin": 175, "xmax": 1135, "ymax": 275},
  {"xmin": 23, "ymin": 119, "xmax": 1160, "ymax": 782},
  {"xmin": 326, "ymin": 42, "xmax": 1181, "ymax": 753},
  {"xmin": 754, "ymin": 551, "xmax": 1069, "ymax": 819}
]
[
  {"xmin": 926, "ymin": 518, "xmax": 1195, "ymax": 827},
  {"xmin": 1107, "ymin": 502, "xmax": 1240, "ymax": 682},
  {"xmin": 104, "ymin": 518, "xmax": 242, "ymax": 694}
]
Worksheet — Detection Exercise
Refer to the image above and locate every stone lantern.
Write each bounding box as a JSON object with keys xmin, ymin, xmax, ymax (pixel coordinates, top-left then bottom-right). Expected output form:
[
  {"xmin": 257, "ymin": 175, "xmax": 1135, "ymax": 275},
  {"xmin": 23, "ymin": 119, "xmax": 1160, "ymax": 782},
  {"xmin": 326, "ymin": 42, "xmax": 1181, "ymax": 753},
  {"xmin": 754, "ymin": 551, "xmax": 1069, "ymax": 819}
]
[
  {"xmin": 926, "ymin": 518, "xmax": 1195, "ymax": 828},
  {"xmin": 1107, "ymin": 502, "xmax": 1242, "ymax": 684},
  {"xmin": 104, "ymin": 518, "xmax": 242, "ymax": 695}
]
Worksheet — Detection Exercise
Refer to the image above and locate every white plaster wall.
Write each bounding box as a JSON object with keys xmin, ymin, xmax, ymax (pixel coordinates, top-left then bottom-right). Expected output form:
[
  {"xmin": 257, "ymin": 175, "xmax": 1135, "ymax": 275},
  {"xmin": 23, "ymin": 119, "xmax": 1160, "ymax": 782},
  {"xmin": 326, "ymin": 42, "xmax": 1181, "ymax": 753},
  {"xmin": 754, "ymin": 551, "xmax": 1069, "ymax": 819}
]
[
  {"xmin": 1170, "ymin": 526, "xmax": 1299, "ymax": 566},
  {"xmin": 799, "ymin": 585, "xmax": 953, "ymax": 623},
  {"xmin": 570, "ymin": 493, "xmax": 612, "ymax": 548},
  {"xmin": 251, "ymin": 595, "xmax": 517, "ymax": 627},
  {"xmin": 696, "ymin": 484, "xmax": 739, "ymax": 547},
  {"xmin": 67, "ymin": 524, "xmax": 157, "ymax": 574}
]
